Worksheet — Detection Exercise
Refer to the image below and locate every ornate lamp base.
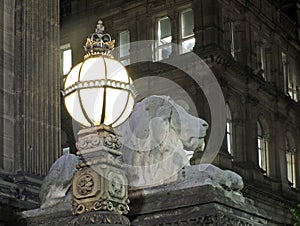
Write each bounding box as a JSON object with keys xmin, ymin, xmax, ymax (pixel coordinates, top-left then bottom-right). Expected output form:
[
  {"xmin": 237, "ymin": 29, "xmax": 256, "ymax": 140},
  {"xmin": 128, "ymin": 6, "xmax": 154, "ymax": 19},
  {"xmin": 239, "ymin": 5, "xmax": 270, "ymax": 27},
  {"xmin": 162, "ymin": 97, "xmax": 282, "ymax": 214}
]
[{"xmin": 72, "ymin": 126, "xmax": 130, "ymax": 225}]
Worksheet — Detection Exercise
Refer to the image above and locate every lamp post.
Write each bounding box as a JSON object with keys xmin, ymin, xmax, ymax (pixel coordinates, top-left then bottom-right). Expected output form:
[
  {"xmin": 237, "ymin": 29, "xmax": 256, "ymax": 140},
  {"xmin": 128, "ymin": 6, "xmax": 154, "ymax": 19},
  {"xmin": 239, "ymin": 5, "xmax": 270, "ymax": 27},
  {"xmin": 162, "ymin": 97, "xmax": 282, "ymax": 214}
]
[{"xmin": 62, "ymin": 20, "xmax": 136, "ymax": 226}]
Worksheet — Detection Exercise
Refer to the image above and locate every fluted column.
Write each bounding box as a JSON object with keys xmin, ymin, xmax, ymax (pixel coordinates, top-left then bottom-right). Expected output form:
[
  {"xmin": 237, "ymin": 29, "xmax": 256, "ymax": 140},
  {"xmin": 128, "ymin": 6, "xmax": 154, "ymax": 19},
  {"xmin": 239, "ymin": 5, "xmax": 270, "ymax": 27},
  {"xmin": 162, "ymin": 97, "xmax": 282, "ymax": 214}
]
[{"xmin": 14, "ymin": 0, "xmax": 61, "ymax": 176}]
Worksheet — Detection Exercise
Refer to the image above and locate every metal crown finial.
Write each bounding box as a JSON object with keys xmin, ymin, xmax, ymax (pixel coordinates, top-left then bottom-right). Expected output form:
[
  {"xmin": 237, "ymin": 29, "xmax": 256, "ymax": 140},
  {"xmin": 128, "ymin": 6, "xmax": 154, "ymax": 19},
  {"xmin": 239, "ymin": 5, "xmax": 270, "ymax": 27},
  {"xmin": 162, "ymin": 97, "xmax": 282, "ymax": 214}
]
[
  {"xmin": 83, "ymin": 20, "xmax": 115, "ymax": 59},
  {"xmin": 95, "ymin": 20, "xmax": 105, "ymax": 33}
]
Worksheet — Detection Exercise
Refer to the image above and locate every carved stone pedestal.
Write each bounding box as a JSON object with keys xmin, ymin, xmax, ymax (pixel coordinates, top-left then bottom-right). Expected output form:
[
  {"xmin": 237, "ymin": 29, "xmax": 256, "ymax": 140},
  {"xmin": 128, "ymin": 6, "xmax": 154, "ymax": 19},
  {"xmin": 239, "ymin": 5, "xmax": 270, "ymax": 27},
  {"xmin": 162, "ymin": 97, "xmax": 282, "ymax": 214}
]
[
  {"xmin": 72, "ymin": 126, "xmax": 130, "ymax": 224},
  {"xmin": 21, "ymin": 125, "xmax": 131, "ymax": 226}
]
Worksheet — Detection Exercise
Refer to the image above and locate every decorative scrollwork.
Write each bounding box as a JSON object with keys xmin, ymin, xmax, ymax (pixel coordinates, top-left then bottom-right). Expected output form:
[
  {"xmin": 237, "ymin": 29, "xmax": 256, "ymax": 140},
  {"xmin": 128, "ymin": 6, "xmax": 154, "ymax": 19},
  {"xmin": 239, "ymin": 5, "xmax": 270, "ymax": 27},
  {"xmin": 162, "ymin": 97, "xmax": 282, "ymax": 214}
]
[
  {"xmin": 72, "ymin": 201, "xmax": 87, "ymax": 215},
  {"xmin": 76, "ymin": 134, "xmax": 101, "ymax": 150},
  {"xmin": 71, "ymin": 200, "xmax": 129, "ymax": 215},
  {"xmin": 117, "ymin": 204, "xmax": 129, "ymax": 215},
  {"xmin": 104, "ymin": 134, "xmax": 122, "ymax": 150},
  {"xmin": 77, "ymin": 174, "xmax": 94, "ymax": 196},
  {"xmin": 76, "ymin": 133, "xmax": 122, "ymax": 151},
  {"xmin": 93, "ymin": 201, "xmax": 102, "ymax": 211}
]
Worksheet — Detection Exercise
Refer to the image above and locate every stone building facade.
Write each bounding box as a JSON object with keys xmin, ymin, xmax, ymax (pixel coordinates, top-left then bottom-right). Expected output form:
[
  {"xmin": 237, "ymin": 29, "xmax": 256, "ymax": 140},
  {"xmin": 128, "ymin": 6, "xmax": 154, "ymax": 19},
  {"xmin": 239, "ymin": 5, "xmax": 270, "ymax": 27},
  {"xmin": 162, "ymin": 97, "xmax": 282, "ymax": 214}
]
[
  {"xmin": 59, "ymin": 0, "xmax": 300, "ymax": 224},
  {"xmin": 0, "ymin": 0, "xmax": 299, "ymax": 225}
]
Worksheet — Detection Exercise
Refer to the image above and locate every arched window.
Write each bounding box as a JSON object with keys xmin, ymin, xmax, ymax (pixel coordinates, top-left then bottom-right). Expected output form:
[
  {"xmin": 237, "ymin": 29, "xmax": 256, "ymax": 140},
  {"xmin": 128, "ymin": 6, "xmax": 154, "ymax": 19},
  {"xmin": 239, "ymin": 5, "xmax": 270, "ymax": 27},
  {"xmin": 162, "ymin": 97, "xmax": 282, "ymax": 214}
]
[
  {"xmin": 226, "ymin": 104, "xmax": 233, "ymax": 155},
  {"xmin": 286, "ymin": 133, "xmax": 297, "ymax": 188},
  {"xmin": 257, "ymin": 120, "xmax": 269, "ymax": 175}
]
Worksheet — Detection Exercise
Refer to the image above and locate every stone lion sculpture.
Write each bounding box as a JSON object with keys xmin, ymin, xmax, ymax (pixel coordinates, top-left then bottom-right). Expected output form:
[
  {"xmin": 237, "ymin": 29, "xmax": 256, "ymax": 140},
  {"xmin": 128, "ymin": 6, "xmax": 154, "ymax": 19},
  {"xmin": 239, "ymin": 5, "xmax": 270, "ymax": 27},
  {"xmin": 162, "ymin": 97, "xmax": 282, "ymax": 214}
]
[
  {"xmin": 38, "ymin": 95, "xmax": 245, "ymax": 209},
  {"xmin": 117, "ymin": 95, "xmax": 209, "ymax": 187}
]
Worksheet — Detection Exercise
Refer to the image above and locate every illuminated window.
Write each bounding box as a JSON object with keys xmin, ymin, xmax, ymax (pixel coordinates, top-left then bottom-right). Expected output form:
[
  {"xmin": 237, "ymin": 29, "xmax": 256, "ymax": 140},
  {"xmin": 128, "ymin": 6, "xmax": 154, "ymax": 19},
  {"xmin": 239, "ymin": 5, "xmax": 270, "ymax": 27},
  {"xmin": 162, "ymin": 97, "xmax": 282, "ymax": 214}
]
[
  {"xmin": 226, "ymin": 104, "xmax": 233, "ymax": 155},
  {"xmin": 282, "ymin": 52, "xmax": 289, "ymax": 95},
  {"xmin": 285, "ymin": 135, "xmax": 297, "ymax": 188},
  {"xmin": 60, "ymin": 44, "xmax": 72, "ymax": 75},
  {"xmin": 156, "ymin": 16, "xmax": 172, "ymax": 60},
  {"xmin": 230, "ymin": 21, "xmax": 235, "ymax": 58},
  {"xmin": 288, "ymin": 57, "xmax": 298, "ymax": 101},
  {"xmin": 180, "ymin": 9, "xmax": 195, "ymax": 53},
  {"xmin": 257, "ymin": 120, "xmax": 269, "ymax": 175},
  {"xmin": 260, "ymin": 46, "xmax": 266, "ymax": 80},
  {"xmin": 119, "ymin": 30, "xmax": 130, "ymax": 66}
]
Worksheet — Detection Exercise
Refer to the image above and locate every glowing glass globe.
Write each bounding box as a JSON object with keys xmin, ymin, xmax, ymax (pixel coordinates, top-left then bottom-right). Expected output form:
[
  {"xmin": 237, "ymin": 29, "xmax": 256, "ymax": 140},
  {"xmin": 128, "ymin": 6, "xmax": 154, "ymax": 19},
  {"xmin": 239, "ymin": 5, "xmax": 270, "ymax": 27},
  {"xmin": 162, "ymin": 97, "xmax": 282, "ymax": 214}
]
[{"xmin": 62, "ymin": 21, "xmax": 136, "ymax": 128}]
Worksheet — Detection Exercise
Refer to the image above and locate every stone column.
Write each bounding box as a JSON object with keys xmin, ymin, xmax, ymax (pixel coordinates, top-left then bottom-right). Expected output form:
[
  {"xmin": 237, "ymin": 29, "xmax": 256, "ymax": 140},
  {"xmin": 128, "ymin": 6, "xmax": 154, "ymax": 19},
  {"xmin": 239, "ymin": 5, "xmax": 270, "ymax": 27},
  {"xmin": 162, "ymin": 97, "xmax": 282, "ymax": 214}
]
[
  {"xmin": 70, "ymin": 126, "xmax": 130, "ymax": 226},
  {"xmin": 0, "ymin": 0, "xmax": 60, "ymax": 211},
  {"xmin": 0, "ymin": 0, "xmax": 15, "ymax": 171},
  {"xmin": 273, "ymin": 113, "xmax": 286, "ymax": 184},
  {"xmin": 235, "ymin": 19, "xmax": 249, "ymax": 65},
  {"xmin": 297, "ymin": 1, "xmax": 300, "ymax": 43},
  {"xmin": 14, "ymin": 0, "xmax": 61, "ymax": 176},
  {"xmin": 192, "ymin": 0, "xmax": 223, "ymax": 53},
  {"xmin": 243, "ymin": 96, "xmax": 260, "ymax": 180},
  {"xmin": 169, "ymin": 7, "xmax": 179, "ymax": 56}
]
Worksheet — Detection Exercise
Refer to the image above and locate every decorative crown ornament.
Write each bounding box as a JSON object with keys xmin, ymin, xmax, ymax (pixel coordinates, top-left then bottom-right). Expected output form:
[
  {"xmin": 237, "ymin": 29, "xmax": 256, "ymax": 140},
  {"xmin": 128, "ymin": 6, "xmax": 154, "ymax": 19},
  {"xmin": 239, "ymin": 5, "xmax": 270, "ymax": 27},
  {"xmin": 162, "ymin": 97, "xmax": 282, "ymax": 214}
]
[{"xmin": 84, "ymin": 20, "xmax": 115, "ymax": 59}]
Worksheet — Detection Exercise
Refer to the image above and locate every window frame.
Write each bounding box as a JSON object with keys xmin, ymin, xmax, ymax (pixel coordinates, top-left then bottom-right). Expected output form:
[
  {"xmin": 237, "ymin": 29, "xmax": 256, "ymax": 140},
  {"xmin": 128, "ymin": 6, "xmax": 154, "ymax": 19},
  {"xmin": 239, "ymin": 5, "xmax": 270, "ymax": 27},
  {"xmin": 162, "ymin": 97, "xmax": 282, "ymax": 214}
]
[
  {"xmin": 230, "ymin": 21, "xmax": 235, "ymax": 58},
  {"xmin": 257, "ymin": 120, "xmax": 269, "ymax": 175},
  {"xmin": 179, "ymin": 8, "xmax": 195, "ymax": 54},
  {"xmin": 285, "ymin": 135, "xmax": 297, "ymax": 188},
  {"xmin": 226, "ymin": 104, "xmax": 233, "ymax": 155},
  {"xmin": 119, "ymin": 29, "xmax": 131, "ymax": 66},
  {"xmin": 60, "ymin": 43, "xmax": 72, "ymax": 76},
  {"xmin": 155, "ymin": 16, "xmax": 172, "ymax": 61}
]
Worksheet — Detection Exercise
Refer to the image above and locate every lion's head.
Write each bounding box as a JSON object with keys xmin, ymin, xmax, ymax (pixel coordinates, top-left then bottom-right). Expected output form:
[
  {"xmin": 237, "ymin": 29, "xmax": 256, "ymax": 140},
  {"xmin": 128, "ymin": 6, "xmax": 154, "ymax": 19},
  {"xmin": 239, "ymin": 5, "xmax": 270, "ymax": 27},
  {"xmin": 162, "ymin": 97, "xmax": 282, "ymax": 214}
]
[{"xmin": 117, "ymin": 95, "xmax": 209, "ymax": 187}]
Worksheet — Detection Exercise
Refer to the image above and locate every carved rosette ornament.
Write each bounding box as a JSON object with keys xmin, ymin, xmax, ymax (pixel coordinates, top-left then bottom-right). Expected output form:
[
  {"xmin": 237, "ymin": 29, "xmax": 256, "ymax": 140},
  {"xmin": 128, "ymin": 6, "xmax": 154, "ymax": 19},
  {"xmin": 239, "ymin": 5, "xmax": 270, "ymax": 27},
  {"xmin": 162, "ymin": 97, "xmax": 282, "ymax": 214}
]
[{"xmin": 72, "ymin": 125, "xmax": 130, "ymax": 219}]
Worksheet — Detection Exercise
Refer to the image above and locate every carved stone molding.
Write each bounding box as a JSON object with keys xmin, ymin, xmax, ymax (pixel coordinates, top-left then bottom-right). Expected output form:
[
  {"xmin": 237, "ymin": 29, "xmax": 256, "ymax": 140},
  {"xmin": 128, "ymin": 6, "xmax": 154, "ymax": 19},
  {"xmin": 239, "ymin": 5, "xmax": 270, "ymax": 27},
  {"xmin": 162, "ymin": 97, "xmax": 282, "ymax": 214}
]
[
  {"xmin": 77, "ymin": 134, "xmax": 103, "ymax": 150},
  {"xmin": 150, "ymin": 214, "xmax": 259, "ymax": 226},
  {"xmin": 76, "ymin": 128, "xmax": 122, "ymax": 152},
  {"xmin": 104, "ymin": 134, "xmax": 122, "ymax": 150},
  {"xmin": 69, "ymin": 211, "xmax": 130, "ymax": 226}
]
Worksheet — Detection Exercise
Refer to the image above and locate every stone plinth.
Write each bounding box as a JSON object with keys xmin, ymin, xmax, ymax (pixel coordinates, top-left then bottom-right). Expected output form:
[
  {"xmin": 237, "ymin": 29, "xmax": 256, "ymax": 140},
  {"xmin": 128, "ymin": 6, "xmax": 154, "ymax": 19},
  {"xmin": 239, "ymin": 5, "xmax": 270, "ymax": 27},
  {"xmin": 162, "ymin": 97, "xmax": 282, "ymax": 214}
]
[
  {"xmin": 20, "ymin": 160, "xmax": 269, "ymax": 225},
  {"xmin": 128, "ymin": 165, "xmax": 269, "ymax": 226},
  {"xmin": 21, "ymin": 204, "xmax": 130, "ymax": 226}
]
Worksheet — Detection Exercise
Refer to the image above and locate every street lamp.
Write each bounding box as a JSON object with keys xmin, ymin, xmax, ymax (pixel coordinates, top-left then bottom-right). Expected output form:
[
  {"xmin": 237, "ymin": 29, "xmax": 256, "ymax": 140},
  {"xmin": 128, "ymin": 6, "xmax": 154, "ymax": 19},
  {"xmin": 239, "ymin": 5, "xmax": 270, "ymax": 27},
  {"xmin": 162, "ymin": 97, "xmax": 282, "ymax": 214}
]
[
  {"xmin": 62, "ymin": 20, "xmax": 136, "ymax": 225},
  {"xmin": 63, "ymin": 20, "xmax": 136, "ymax": 128}
]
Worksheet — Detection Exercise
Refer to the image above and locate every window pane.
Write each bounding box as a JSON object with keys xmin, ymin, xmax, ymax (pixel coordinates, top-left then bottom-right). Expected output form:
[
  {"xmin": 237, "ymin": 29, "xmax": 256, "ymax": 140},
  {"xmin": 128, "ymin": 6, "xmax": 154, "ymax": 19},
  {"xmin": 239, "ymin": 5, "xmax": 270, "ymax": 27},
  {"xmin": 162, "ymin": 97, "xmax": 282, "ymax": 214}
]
[
  {"xmin": 159, "ymin": 17, "xmax": 171, "ymax": 40},
  {"xmin": 286, "ymin": 152, "xmax": 292, "ymax": 182},
  {"xmin": 230, "ymin": 21, "xmax": 235, "ymax": 58},
  {"xmin": 121, "ymin": 59, "xmax": 130, "ymax": 66},
  {"xmin": 160, "ymin": 36, "xmax": 172, "ymax": 46},
  {"xmin": 181, "ymin": 37, "xmax": 195, "ymax": 53},
  {"xmin": 63, "ymin": 49, "xmax": 72, "ymax": 75},
  {"xmin": 258, "ymin": 146, "xmax": 262, "ymax": 168},
  {"xmin": 157, "ymin": 44, "xmax": 172, "ymax": 60},
  {"xmin": 120, "ymin": 30, "xmax": 130, "ymax": 58},
  {"xmin": 181, "ymin": 10, "xmax": 194, "ymax": 38},
  {"xmin": 226, "ymin": 122, "xmax": 232, "ymax": 154},
  {"xmin": 257, "ymin": 121, "xmax": 262, "ymax": 136},
  {"xmin": 282, "ymin": 52, "xmax": 288, "ymax": 95},
  {"xmin": 292, "ymin": 154, "xmax": 296, "ymax": 186}
]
